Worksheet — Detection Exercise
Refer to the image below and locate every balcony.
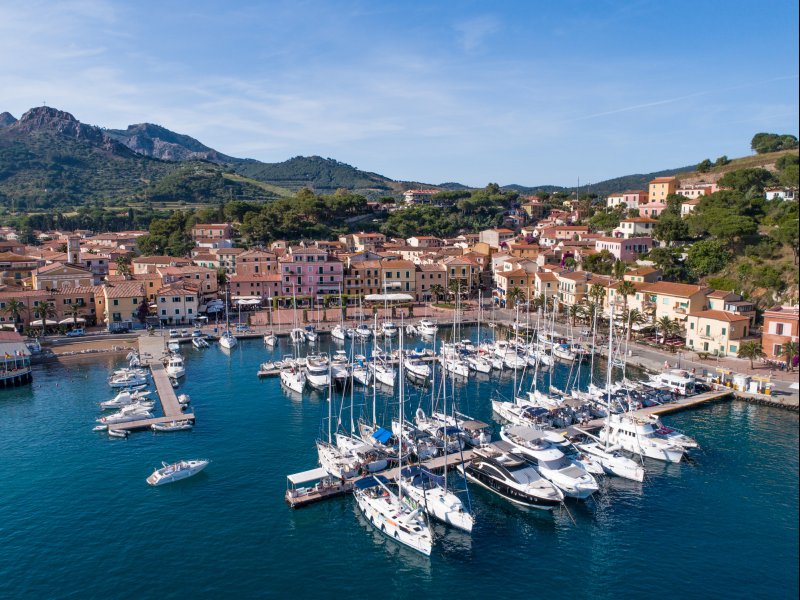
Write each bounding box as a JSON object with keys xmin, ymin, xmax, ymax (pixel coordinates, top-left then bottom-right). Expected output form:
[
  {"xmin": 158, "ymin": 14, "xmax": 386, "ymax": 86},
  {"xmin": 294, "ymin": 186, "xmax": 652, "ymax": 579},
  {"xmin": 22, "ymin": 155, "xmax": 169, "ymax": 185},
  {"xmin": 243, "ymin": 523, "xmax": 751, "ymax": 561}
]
[{"xmin": 674, "ymin": 306, "xmax": 687, "ymax": 315}]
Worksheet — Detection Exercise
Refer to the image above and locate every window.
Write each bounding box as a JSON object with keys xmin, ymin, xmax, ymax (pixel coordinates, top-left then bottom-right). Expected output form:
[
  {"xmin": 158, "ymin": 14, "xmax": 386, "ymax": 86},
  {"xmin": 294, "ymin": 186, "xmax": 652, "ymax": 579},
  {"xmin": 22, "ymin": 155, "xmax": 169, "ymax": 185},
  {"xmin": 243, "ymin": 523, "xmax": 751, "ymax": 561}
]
[
  {"xmin": 776, "ymin": 323, "xmax": 785, "ymax": 335},
  {"xmin": 721, "ymin": 327, "xmax": 727, "ymax": 336},
  {"xmin": 188, "ymin": 308, "xmax": 193, "ymax": 314},
  {"xmin": 113, "ymin": 299, "xmax": 119, "ymax": 306},
  {"xmin": 175, "ymin": 309, "xmax": 180, "ymax": 315},
  {"xmin": 160, "ymin": 297, "xmax": 166, "ymax": 303},
  {"xmin": 161, "ymin": 309, "xmax": 166, "ymax": 316}
]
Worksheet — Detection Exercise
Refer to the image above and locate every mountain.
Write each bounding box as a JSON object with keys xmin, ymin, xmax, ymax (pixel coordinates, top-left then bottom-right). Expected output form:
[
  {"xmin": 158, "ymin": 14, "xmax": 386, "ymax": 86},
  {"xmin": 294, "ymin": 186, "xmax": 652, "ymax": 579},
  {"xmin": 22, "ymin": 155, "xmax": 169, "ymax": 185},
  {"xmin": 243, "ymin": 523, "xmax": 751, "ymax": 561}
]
[
  {"xmin": 106, "ymin": 122, "xmax": 237, "ymax": 163},
  {"xmin": 0, "ymin": 107, "xmax": 284, "ymax": 209},
  {"xmin": 0, "ymin": 112, "xmax": 17, "ymax": 128}
]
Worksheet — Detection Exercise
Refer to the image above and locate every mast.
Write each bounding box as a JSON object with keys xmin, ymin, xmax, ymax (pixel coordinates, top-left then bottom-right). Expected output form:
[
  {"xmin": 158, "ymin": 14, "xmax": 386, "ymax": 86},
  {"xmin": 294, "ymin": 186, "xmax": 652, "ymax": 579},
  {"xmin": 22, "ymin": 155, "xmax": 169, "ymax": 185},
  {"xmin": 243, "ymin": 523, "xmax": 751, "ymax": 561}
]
[
  {"xmin": 398, "ymin": 329, "xmax": 404, "ymax": 501},
  {"xmin": 476, "ymin": 289, "xmax": 482, "ymax": 346},
  {"xmin": 604, "ymin": 303, "xmax": 614, "ymax": 450}
]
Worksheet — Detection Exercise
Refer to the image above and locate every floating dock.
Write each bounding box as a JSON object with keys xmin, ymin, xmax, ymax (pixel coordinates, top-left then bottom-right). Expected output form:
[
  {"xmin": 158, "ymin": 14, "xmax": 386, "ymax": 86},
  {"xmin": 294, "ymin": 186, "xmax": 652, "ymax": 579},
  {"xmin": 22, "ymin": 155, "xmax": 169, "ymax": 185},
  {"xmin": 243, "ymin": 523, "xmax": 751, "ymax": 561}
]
[{"xmin": 108, "ymin": 336, "xmax": 196, "ymax": 432}]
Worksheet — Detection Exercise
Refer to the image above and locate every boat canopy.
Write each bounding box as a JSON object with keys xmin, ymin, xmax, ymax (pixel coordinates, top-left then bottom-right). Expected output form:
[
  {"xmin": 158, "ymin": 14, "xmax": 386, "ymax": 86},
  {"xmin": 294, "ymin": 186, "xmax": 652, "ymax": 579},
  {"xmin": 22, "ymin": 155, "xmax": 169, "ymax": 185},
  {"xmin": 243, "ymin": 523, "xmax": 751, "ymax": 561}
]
[
  {"xmin": 353, "ymin": 475, "xmax": 390, "ymax": 490},
  {"xmin": 363, "ymin": 293, "xmax": 414, "ymax": 302},
  {"xmin": 436, "ymin": 426, "xmax": 462, "ymax": 437},
  {"xmin": 287, "ymin": 467, "xmax": 329, "ymax": 485},
  {"xmin": 461, "ymin": 419, "xmax": 489, "ymax": 431},
  {"xmin": 371, "ymin": 427, "xmax": 393, "ymax": 444}
]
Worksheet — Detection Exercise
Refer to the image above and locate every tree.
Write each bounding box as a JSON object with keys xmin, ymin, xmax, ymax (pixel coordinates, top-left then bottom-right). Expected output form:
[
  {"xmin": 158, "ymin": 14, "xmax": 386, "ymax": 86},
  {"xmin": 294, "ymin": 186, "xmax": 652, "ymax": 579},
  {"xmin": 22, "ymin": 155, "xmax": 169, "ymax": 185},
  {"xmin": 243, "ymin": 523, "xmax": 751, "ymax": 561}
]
[
  {"xmin": 686, "ymin": 239, "xmax": 732, "ymax": 277},
  {"xmin": 66, "ymin": 303, "xmax": 81, "ymax": 328},
  {"xmin": 583, "ymin": 250, "xmax": 616, "ymax": 275},
  {"xmin": 616, "ymin": 281, "xmax": 636, "ymax": 313},
  {"xmin": 717, "ymin": 168, "xmax": 777, "ymax": 194},
  {"xmin": 714, "ymin": 155, "xmax": 730, "ymax": 167},
  {"xmin": 589, "ymin": 283, "xmax": 606, "ymax": 307},
  {"xmin": 216, "ymin": 268, "xmax": 228, "ymax": 288},
  {"xmin": 626, "ymin": 308, "xmax": 646, "ymax": 339},
  {"xmin": 429, "ymin": 284, "xmax": 445, "ymax": 302},
  {"xmin": 116, "ymin": 255, "xmax": 131, "ymax": 278},
  {"xmin": 737, "ymin": 340, "xmax": 765, "ymax": 369},
  {"xmin": 568, "ymin": 304, "xmax": 582, "ymax": 327},
  {"xmin": 448, "ymin": 279, "xmax": 463, "ymax": 301},
  {"xmin": 3, "ymin": 298, "xmax": 26, "ymax": 328},
  {"xmin": 657, "ymin": 316, "xmax": 678, "ymax": 343},
  {"xmin": 771, "ymin": 216, "xmax": 800, "ymax": 264},
  {"xmin": 613, "ymin": 259, "xmax": 627, "ymax": 281},
  {"xmin": 751, "ymin": 132, "xmax": 799, "ymax": 154},
  {"xmin": 137, "ymin": 298, "xmax": 150, "ymax": 324},
  {"xmin": 41, "ymin": 302, "xmax": 58, "ymax": 332},
  {"xmin": 654, "ymin": 210, "xmax": 689, "ymax": 244},
  {"xmin": 697, "ymin": 159, "xmax": 713, "ymax": 173},
  {"xmin": 506, "ymin": 286, "xmax": 526, "ymax": 309},
  {"xmin": 778, "ymin": 341, "xmax": 799, "ymax": 371}
]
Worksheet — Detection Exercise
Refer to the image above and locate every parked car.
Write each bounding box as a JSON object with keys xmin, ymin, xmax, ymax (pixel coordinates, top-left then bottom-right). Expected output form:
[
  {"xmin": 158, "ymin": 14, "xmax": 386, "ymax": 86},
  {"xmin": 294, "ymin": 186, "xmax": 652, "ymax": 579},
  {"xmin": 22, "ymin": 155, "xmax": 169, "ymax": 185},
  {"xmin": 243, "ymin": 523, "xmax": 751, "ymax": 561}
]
[
  {"xmin": 168, "ymin": 329, "xmax": 179, "ymax": 337},
  {"xmin": 66, "ymin": 328, "xmax": 85, "ymax": 337}
]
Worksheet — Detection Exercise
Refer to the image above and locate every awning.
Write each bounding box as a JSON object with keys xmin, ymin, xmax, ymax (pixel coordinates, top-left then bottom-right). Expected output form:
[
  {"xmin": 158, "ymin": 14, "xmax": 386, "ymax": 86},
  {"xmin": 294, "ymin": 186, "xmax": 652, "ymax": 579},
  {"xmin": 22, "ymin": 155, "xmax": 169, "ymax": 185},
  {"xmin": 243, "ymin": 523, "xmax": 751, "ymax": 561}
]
[
  {"xmin": 364, "ymin": 293, "xmax": 414, "ymax": 302},
  {"xmin": 1, "ymin": 324, "xmax": 16, "ymax": 330},
  {"xmin": 58, "ymin": 317, "xmax": 86, "ymax": 325},
  {"xmin": 371, "ymin": 427, "xmax": 393, "ymax": 444},
  {"xmin": 287, "ymin": 467, "xmax": 330, "ymax": 485},
  {"xmin": 29, "ymin": 319, "xmax": 57, "ymax": 326},
  {"xmin": 233, "ymin": 297, "xmax": 262, "ymax": 306}
]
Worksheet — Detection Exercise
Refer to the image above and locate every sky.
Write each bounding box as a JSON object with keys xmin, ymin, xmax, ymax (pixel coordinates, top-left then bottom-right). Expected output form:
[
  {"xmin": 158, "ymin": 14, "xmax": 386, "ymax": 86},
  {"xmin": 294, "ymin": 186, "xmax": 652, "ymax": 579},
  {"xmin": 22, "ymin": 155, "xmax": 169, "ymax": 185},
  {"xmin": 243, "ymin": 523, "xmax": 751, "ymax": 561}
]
[{"xmin": 1, "ymin": 0, "xmax": 798, "ymax": 188}]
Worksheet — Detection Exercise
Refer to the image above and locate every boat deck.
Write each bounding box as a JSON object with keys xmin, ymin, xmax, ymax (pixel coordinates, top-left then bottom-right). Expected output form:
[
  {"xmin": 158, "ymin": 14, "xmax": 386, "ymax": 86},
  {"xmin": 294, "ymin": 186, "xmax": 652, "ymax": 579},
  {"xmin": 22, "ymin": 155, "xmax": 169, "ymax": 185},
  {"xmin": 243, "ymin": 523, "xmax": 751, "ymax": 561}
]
[
  {"xmin": 285, "ymin": 481, "xmax": 354, "ymax": 508},
  {"xmin": 257, "ymin": 355, "xmax": 438, "ymax": 378}
]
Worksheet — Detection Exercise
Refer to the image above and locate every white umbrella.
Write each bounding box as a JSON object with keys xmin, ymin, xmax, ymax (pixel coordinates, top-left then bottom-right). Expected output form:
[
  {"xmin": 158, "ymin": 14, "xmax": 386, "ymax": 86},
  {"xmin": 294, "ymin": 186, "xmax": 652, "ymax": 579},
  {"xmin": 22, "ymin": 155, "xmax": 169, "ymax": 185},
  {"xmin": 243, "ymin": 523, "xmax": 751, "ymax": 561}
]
[
  {"xmin": 58, "ymin": 317, "xmax": 86, "ymax": 325},
  {"xmin": 30, "ymin": 319, "xmax": 57, "ymax": 326}
]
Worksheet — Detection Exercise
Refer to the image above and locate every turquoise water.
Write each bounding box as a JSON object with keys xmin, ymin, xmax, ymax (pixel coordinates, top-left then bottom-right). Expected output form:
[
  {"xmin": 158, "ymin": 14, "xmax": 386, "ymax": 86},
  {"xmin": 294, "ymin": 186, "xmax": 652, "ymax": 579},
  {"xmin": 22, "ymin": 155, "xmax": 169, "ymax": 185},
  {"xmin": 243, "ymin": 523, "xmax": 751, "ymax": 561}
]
[{"xmin": 0, "ymin": 332, "xmax": 797, "ymax": 600}]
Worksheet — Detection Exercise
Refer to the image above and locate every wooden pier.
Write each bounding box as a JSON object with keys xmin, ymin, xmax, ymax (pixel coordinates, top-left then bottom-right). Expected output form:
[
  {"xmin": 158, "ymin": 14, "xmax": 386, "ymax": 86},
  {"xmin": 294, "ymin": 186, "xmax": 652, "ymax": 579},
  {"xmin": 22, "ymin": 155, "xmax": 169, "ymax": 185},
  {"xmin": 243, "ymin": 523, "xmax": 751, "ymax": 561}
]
[{"xmin": 107, "ymin": 336, "xmax": 196, "ymax": 432}]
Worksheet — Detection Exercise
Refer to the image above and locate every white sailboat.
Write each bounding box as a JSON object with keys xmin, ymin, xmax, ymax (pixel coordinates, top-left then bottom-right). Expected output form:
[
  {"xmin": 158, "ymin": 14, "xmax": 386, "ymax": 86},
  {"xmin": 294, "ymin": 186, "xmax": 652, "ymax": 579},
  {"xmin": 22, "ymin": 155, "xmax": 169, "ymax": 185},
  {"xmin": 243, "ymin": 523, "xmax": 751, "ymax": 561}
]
[
  {"xmin": 219, "ymin": 287, "xmax": 238, "ymax": 350},
  {"xmin": 355, "ymin": 331, "xmax": 433, "ymax": 556}
]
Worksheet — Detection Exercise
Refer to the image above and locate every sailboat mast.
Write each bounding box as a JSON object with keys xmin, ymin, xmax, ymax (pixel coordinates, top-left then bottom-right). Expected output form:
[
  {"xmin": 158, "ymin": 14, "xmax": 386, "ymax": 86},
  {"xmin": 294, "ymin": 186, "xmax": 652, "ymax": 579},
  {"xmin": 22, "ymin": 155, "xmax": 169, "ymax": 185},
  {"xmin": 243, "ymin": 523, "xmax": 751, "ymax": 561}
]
[
  {"xmin": 605, "ymin": 303, "xmax": 614, "ymax": 450},
  {"xmin": 398, "ymin": 330, "xmax": 404, "ymax": 501}
]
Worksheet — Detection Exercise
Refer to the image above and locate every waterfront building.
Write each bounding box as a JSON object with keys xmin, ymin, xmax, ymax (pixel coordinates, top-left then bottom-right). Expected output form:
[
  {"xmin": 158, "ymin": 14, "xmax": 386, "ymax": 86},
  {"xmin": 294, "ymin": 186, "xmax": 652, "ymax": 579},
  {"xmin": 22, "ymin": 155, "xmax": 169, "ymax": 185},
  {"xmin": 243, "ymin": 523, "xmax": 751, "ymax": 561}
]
[
  {"xmin": 0, "ymin": 331, "xmax": 31, "ymax": 387},
  {"xmin": 624, "ymin": 267, "xmax": 663, "ymax": 284},
  {"xmin": 234, "ymin": 250, "xmax": 278, "ymax": 276},
  {"xmin": 155, "ymin": 282, "xmax": 200, "ymax": 325},
  {"xmin": 442, "ymin": 255, "xmax": 481, "ymax": 293},
  {"xmin": 214, "ymin": 247, "xmax": 245, "ymax": 275},
  {"xmin": 0, "ymin": 252, "xmax": 42, "ymax": 287},
  {"xmin": 414, "ymin": 264, "xmax": 447, "ymax": 302},
  {"xmin": 705, "ymin": 291, "xmax": 756, "ymax": 325},
  {"xmin": 685, "ymin": 310, "xmax": 752, "ymax": 356},
  {"xmin": 96, "ymin": 281, "xmax": 146, "ymax": 331},
  {"xmin": 230, "ymin": 273, "xmax": 282, "ymax": 302},
  {"xmin": 761, "ymin": 305, "xmax": 800, "ymax": 360},
  {"xmin": 32, "ymin": 262, "xmax": 94, "ymax": 291},
  {"xmin": 494, "ymin": 269, "xmax": 534, "ymax": 306}
]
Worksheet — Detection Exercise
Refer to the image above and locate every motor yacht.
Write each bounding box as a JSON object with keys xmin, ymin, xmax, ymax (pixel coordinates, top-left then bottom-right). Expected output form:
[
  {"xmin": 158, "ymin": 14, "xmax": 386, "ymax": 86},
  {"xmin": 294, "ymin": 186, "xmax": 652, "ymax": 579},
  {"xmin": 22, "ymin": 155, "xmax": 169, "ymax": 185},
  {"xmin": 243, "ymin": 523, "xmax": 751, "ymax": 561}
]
[
  {"xmin": 417, "ymin": 320, "xmax": 438, "ymax": 336},
  {"xmin": 381, "ymin": 321, "xmax": 398, "ymax": 337},
  {"xmin": 599, "ymin": 413, "xmax": 685, "ymax": 463},
  {"xmin": 575, "ymin": 439, "xmax": 646, "ymax": 482},
  {"xmin": 462, "ymin": 443, "xmax": 564, "ymax": 509},
  {"xmin": 98, "ymin": 404, "xmax": 153, "ymax": 424},
  {"xmin": 100, "ymin": 390, "xmax": 151, "ymax": 410},
  {"xmin": 165, "ymin": 354, "xmax": 186, "ymax": 378},
  {"xmin": 354, "ymin": 475, "xmax": 433, "ymax": 556},
  {"xmin": 151, "ymin": 420, "xmax": 193, "ymax": 432},
  {"xmin": 192, "ymin": 337, "xmax": 209, "ymax": 349},
  {"xmin": 146, "ymin": 459, "xmax": 209, "ymax": 486},
  {"xmin": 280, "ymin": 365, "xmax": 306, "ymax": 394},
  {"xmin": 305, "ymin": 354, "xmax": 330, "ymax": 390},
  {"xmin": 500, "ymin": 426, "xmax": 599, "ymax": 499}
]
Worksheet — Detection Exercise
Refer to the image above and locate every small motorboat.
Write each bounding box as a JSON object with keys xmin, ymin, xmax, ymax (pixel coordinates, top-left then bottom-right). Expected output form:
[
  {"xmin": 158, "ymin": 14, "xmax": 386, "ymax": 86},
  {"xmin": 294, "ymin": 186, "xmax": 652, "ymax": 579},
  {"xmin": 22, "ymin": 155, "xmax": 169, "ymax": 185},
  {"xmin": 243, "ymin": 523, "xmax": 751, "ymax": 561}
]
[
  {"xmin": 168, "ymin": 341, "xmax": 181, "ymax": 353},
  {"xmin": 192, "ymin": 337, "xmax": 209, "ymax": 349},
  {"xmin": 108, "ymin": 429, "xmax": 129, "ymax": 438},
  {"xmin": 92, "ymin": 425, "xmax": 107, "ymax": 432},
  {"xmin": 147, "ymin": 459, "xmax": 209, "ymax": 486},
  {"xmin": 151, "ymin": 420, "xmax": 194, "ymax": 432},
  {"xmin": 178, "ymin": 393, "xmax": 191, "ymax": 406}
]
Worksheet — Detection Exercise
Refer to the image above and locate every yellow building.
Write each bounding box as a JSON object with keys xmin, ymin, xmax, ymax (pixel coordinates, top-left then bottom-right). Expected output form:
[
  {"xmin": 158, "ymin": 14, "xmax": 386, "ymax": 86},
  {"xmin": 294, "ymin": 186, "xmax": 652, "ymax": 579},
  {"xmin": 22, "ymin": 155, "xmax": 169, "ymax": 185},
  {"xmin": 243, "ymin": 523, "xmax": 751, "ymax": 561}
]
[
  {"xmin": 685, "ymin": 310, "xmax": 752, "ymax": 356},
  {"xmin": 648, "ymin": 176, "xmax": 677, "ymax": 203}
]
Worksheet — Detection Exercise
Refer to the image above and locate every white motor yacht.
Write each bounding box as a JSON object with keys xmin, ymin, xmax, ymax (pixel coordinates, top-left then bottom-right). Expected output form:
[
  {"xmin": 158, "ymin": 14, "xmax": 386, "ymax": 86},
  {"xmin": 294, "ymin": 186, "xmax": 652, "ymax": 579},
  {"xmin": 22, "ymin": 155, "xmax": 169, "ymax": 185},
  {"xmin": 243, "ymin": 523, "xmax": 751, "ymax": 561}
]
[
  {"xmin": 98, "ymin": 404, "xmax": 153, "ymax": 424},
  {"xmin": 100, "ymin": 390, "xmax": 151, "ymax": 410},
  {"xmin": 500, "ymin": 426, "xmax": 599, "ymax": 499},
  {"xmin": 381, "ymin": 321, "xmax": 398, "ymax": 337},
  {"xmin": 417, "ymin": 319, "xmax": 438, "ymax": 336},
  {"xmin": 575, "ymin": 439, "xmax": 646, "ymax": 482},
  {"xmin": 146, "ymin": 459, "xmax": 209, "ymax": 486},
  {"xmin": 108, "ymin": 371, "xmax": 148, "ymax": 389},
  {"xmin": 151, "ymin": 420, "xmax": 193, "ymax": 432},
  {"xmin": 599, "ymin": 413, "xmax": 685, "ymax": 463},
  {"xmin": 647, "ymin": 414, "xmax": 699, "ymax": 449},
  {"xmin": 398, "ymin": 466, "xmax": 474, "ymax": 533},
  {"xmin": 165, "ymin": 354, "xmax": 186, "ymax": 378},
  {"xmin": 192, "ymin": 337, "xmax": 209, "ymax": 349},
  {"xmin": 305, "ymin": 354, "xmax": 330, "ymax": 390},
  {"xmin": 354, "ymin": 475, "xmax": 433, "ymax": 556}
]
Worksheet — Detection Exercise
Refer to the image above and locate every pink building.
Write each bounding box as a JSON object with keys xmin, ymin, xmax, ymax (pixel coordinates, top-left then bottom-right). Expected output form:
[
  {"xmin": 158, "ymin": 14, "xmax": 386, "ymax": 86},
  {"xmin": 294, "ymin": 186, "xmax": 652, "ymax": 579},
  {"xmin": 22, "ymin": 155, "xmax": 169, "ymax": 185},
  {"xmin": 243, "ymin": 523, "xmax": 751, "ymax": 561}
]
[
  {"xmin": 280, "ymin": 247, "xmax": 344, "ymax": 302},
  {"xmin": 595, "ymin": 237, "xmax": 653, "ymax": 261},
  {"xmin": 623, "ymin": 190, "xmax": 649, "ymax": 210},
  {"xmin": 638, "ymin": 202, "xmax": 668, "ymax": 218}
]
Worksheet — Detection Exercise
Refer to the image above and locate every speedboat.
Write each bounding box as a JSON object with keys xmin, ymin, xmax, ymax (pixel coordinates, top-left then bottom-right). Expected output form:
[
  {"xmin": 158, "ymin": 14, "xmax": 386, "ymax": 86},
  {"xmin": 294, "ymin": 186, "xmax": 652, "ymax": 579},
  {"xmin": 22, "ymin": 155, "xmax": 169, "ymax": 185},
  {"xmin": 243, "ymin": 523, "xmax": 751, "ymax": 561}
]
[
  {"xmin": 305, "ymin": 354, "xmax": 330, "ymax": 390},
  {"xmin": 100, "ymin": 390, "xmax": 151, "ymax": 410},
  {"xmin": 462, "ymin": 443, "xmax": 564, "ymax": 510},
  {"xmin": 500, "ymin": 426, "xmax": 599, "ymax": 499},
  {"xmin": 575, "ymin": 440, "xmax": 646, "ymax": 482},
  {"xmin": 219, "ymin": 330, "xmax": 238, "ymax": 349},
  {"xmin": 146, "ymin": 459, "xmax": 209, "ymax": 486},
  {"xmin": 647, "ymin": 415, "xmax": 699, "ymax": 449},
  {"xmin": 354, "ymin": 475, "xmax": 432, "ymax": 556},
  {"xmin": 151, "ymin": 420, "xmax": 193, "ymax": 432},
  {"xmin": 108, "ymin": 370, "xmax": 148, "ymax": 388},
  {"xmin": 382, "ymin": 321, "xmax": 398, "ymax": 337},
  {"xmin": 398, "ymin": 466, "xmax": 474, "ymax": 533},
  {"xmin": 165, "ymin": 354, "xmax": 186, "ymax": 378},
  {"xmin": 98, "ymin": 404, "xmax": 153, "ymax": 424},
  {"xmin": 192, "ymin": 337, "xmax": 209, "ymax": 349},
  {"xmin": 330, "ymin": 351, "xmax": 351, "ymax": 386},
  {"xmin": 418, "ymin": 320, "xmax": 438, "ymax": 336},
  {"xmin": 263, "ymin": 331, "xmax": 277, "ymax": 346}
]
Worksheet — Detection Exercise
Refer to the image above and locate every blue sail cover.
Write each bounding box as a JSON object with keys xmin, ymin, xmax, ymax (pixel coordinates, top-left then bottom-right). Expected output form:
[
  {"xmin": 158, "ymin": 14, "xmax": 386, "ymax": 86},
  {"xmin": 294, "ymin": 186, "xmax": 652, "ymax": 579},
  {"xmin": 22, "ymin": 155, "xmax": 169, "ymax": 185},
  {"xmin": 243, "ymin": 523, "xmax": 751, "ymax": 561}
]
[
  {"xmin": 354, "ymin": 475, "xmax": 390, "ymax": 490},
  {"xmin": 372, "ymin": 427, "xmax": 393, "ymax": 444}
]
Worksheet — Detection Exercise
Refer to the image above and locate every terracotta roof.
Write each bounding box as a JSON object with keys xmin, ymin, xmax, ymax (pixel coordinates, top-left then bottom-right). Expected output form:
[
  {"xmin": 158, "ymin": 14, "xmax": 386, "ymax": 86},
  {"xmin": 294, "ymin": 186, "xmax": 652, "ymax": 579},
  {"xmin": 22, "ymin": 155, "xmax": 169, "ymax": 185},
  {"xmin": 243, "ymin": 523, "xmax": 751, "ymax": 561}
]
[
  {"xmin": 707, "ymin": 290, "xmax": 736, "ymax": 299},
  {"xmin": 35, "ymin": 262, "xmax": 92, "ymax": 275},
  {"xmin": 688, "ymin": 310, "xmax": 750, "ymax": 322},
  {"xmin": 640, "ymin": 281, "xmax": 708, "ymax": 298},
  {"xmin": 536, "ymin": 272, "xmax": 558, "ymax": 282},
  {"xmin": 156, "ymin": 282, "xmax": 199, "ymax": 295},
  {"xmin": 214, "ymin": 248, "xmax": 245, "ymax": 255},
  {"xmin": 132, "ymin": 255, "xmax": 181, "ymax": 264},
  {"xmin": 0, "ymin": 252, "xmax": 39, "ymax": 263},
  {"xmin": 650, "ymin": 177, "xmax": 676, "ymax": 183},
  {"xmin": 0, "ymin": 331, "xmax": 24, "ymax": 342},
  {"xmin": 416, "ymin": 263, "xmax": 445, "ymax": 272},
  {"xmin": 627, "ymin": 267, "xmax": 658, "ymax": 275},
  {"xmin": 103, "ymin": 282, "xmax": 145, "ymax": 298}
]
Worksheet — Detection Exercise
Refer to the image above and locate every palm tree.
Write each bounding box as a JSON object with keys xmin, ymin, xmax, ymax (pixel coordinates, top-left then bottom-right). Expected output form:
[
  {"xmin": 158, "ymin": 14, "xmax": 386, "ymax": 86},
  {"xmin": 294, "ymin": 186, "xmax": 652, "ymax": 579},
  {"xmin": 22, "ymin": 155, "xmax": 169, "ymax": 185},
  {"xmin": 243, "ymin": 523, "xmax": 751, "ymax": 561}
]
[
  {"xmin": 506, "ymin": 286, "xmax": 526, "ymax": 309},
  {"xmin": 626, "ymin": 308, "xmax": 645, "ymax": 340},
  {"xmin": 3, "ymin": 298, "xmax": 26, "ymax": 330},
  {"xmin": 616, "ymin": 281, "xmax": 636, "ymax": 313},
  {"xmin": 613, "ymin": 260, "xmax": 627, "ymax": 280},
  {"xmin": 656, "ymin": 316, "xmax": 676, "ymax": 345},
  {"xmin": 589, "ymin": 283, "xmax": 605, "ymax": 308},
  {"xmin": 40, "ymin": 302, "xmax": 58, "ymax": 334},
  {"xmin": 737, "ymin": 340, "xmax": 765, "ymax": 369},
  {"xmin": 779, "ymin": 341, "xmax": 799, "ymax": 371},
  {"xmin": 447, "ymin": 279, "xmax": 463, "ymax": 301},
  {"xmin": 568, "ymin": 304, "xmax": 582, "ymax": 327},
  {"xmin": 67, "ymin": 303, "xmax": 82, "ymax": 328},
  {"xmin": 429, "ymin": 284, "xmax": 445, "ymax": 303}
]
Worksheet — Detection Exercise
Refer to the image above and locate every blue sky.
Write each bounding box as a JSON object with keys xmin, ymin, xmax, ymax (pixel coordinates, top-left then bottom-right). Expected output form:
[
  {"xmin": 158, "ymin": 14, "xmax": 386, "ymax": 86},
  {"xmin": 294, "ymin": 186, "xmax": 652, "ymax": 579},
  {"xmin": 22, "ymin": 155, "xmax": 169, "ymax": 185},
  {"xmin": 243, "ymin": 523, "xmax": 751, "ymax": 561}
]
[{"xmin": 2, "ymin": 0, "xmax": 798, "ymax": 187}]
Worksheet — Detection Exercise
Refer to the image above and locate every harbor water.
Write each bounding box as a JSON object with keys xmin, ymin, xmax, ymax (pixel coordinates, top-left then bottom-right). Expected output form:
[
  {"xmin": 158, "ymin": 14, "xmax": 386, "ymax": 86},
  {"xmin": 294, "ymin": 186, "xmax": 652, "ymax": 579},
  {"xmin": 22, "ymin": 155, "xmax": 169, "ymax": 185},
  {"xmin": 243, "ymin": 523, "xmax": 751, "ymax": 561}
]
[{"xmin": 0, "ymin": 330, "xmax": 797, "ymax": 599}]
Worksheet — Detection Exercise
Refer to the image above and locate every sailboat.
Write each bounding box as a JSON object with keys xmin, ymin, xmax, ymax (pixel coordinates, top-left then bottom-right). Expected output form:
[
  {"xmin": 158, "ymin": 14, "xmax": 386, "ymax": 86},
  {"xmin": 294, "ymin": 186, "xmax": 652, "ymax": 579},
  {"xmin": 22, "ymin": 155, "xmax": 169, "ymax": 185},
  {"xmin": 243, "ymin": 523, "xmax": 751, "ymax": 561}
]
[
  {"xmin": 402, "ymin": 334, "xmax": 474, "ymax": 533},
  {"xmin": 331, "ymin": 285, "xmax": 347, "ymax": 342},
  {"xmin": 280, "ymin": 286, "xmax": 307, "ymax": 393},
  {"xmin": 264, "ymin": 297, "xmax": 277, "ymax": 346},
  {"xmin": 219, "ymin": 287, "xmax": 238, "ymax": 350},
  {"xmin": 354, "ymin": 330, "xmax": 433, "ymax": 555}
]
